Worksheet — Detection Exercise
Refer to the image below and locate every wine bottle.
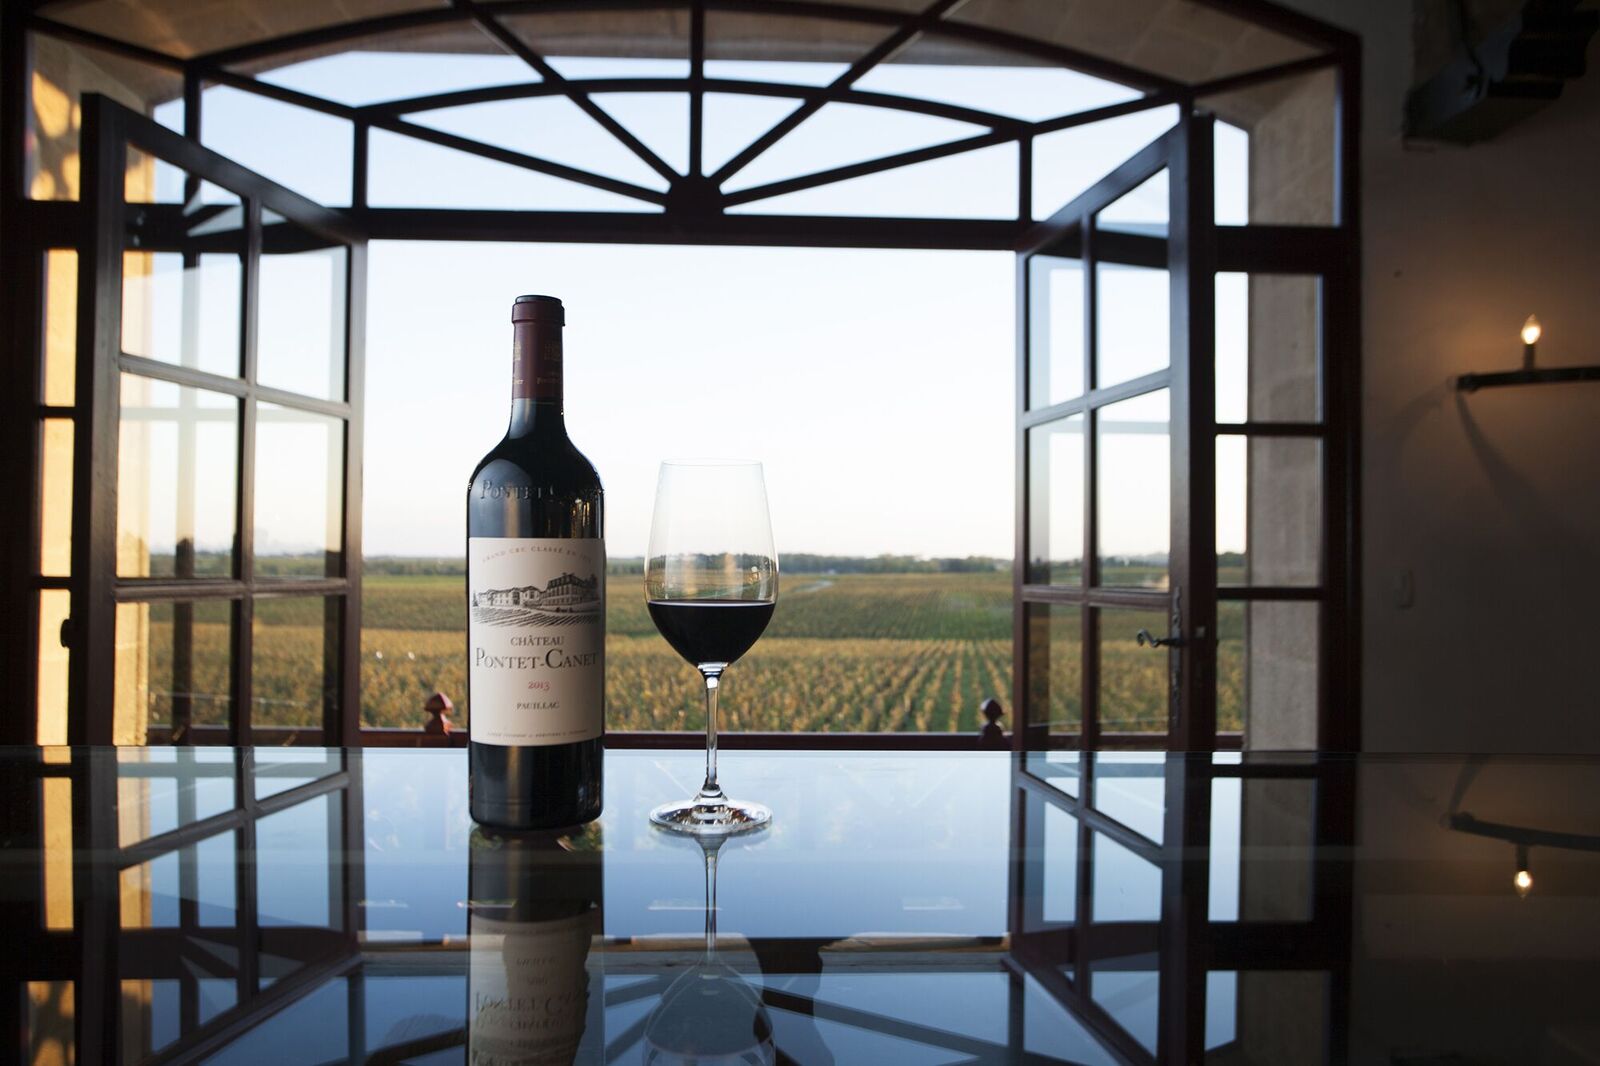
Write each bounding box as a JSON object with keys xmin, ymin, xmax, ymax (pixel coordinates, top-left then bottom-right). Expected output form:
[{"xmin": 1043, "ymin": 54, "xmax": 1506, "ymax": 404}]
[
  {"xmin": 467, "ymin": 826, "xmax": 604, "ymax": 1064},
  {"xmin": 468, "ymin": 295, "xmax": 604, "ymax": 830}
]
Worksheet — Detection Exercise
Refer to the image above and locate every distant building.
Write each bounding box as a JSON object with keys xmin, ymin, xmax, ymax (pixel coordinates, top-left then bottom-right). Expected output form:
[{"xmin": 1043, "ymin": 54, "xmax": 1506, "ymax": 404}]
[{"xmin": 476, "ymin": 572, "xmax": 598, "ymax": 610}]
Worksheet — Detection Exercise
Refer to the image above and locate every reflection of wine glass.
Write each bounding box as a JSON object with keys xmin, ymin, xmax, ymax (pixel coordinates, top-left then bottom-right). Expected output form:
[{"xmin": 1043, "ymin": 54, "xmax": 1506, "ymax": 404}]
[
  {"xmin": 645, "ymin": 460, "xmax": 776, "ymax": 835},
  {"xmin": 644, "ymin": 833, "xmax": 775, "ymax": 1066}
]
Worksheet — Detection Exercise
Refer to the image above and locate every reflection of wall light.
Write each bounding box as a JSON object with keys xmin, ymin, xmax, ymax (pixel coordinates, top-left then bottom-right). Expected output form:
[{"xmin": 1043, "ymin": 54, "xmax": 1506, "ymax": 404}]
[
  {"xmin": 1513, "ymin": 845, "xmax": 1533, "ymax": 900},
  {"xmin": 1448, "ymin": 812, "xmax": 1600, "ymax": 900}
]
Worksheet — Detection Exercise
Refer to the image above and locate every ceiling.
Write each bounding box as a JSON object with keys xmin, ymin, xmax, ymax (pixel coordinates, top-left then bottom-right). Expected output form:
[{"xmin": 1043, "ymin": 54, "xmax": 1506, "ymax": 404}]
[{"xmin": 35, "ymin": 0, "xmax": 1334, "ymax": 87}]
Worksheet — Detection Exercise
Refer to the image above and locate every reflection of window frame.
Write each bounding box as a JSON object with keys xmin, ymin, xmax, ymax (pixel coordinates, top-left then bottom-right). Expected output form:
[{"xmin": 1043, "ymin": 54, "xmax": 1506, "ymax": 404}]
[
  {"xmin": 14, "ymin": 747, "xmax": 361, "ymax": 1064},
  {"xmin": 1011, "ymin": 753, "xmax": 1354, "ymax": 1063}
]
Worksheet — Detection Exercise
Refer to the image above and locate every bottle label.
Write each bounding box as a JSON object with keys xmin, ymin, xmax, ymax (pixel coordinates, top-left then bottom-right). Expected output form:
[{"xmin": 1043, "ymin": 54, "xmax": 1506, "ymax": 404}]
[{"xmin": 468, "ymin": 537, "xmax": 604, "ymax": 746}]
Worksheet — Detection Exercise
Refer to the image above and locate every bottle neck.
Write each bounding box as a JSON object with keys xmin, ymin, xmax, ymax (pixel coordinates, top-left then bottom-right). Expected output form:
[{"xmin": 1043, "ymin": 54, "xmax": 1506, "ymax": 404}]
[{"xmin": 508, "ymin": 318, "xmax": 564, "ymax": 438}]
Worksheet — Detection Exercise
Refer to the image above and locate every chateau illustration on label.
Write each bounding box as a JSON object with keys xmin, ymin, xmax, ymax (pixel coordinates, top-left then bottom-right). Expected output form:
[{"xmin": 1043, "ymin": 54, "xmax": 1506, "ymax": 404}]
[{"xmin": 471, "ymin": 572, "xmax": 602, "ymax": 627}]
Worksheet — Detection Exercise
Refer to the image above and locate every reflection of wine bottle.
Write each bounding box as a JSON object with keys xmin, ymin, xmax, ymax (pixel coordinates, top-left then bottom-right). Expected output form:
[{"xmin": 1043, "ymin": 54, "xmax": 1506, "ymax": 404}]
[{"xmin": 467, "ymin": 826, "xmax": 604, "ymax": 1065}]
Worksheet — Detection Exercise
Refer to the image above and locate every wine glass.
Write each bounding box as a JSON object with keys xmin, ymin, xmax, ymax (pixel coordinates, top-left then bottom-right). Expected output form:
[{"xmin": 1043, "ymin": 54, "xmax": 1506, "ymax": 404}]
[{"xmin": 646, "ymin": 460, "xmax": 777, "ymax": 834}]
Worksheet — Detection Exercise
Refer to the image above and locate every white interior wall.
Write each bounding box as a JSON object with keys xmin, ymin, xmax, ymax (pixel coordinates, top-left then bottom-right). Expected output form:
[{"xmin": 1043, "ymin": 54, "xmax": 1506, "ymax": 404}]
[{"xmin": 1282, "ymin": 0, "xmax": 1600, "ymax": 754}]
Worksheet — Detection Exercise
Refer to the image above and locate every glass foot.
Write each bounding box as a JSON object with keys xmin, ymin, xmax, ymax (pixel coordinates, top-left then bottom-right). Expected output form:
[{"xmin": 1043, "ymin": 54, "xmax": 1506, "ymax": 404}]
[{"xmin": 650, "ymin": 798, "xmax": 771, "ymax": 836}]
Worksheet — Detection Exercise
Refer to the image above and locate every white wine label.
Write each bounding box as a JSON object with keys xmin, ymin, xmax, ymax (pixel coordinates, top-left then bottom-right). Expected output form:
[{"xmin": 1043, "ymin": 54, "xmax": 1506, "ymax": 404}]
[
  {"xmin": 469, "ymin": 909, "xmax": 598, "ymax": 1064},
  {"xmin": 468, "ymin": 537, "xmax": 605, "ymax": 746}
]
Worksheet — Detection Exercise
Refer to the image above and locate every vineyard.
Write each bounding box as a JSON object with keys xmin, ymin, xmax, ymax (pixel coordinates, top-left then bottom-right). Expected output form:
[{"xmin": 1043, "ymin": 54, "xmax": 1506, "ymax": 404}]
[{"xmin": 126, "ymin": 571, "xmax": 1246, "ymax": 737}]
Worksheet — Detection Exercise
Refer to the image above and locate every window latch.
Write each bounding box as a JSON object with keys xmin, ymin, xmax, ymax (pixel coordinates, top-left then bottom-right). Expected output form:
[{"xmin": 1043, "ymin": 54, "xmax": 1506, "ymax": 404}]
[{"xmin": 1135, "ymin": 628, "xmax": 1183, "ymax": 649}]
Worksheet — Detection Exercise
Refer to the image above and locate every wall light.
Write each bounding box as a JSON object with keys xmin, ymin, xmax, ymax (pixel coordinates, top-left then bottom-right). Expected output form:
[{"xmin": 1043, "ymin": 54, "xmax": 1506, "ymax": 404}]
[{"xmin": 1457, "ymin": 314, "xmax": 1600, "ymax": 392}]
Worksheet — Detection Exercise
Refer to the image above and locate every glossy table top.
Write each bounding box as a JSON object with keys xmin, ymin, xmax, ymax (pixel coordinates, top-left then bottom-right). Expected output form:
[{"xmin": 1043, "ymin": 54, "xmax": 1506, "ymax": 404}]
[{"xmin": 7, "ymin": 746, "xmax": 1600, "ymax": 1065}]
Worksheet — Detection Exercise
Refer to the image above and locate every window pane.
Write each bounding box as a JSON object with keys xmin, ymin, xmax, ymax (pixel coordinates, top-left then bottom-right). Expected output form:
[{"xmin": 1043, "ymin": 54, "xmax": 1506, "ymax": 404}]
[
  {"xmin": 1095, "ymin": 261, "xmax": 1168, "ymax": 388},
  {"xmin": 117, "ymin": 375, "xmax": 239, "ymax": 578},
  {"xmin": 411, "ymin": 96, "xmax": 671, "ymax": 193},
  {"xmin": 1096, "ymin": 169, "xmax": 1167, "ymax": 238},
  {"xmin": 1215, "ymin": 120, "xmax": 1249, "ymax": 226},
  {"xmin": 596, "ymin": 92, "xmax": 690, "ymax": 176},
  {"xmin": 255, "ymin": 29, "xmax": 537, "ymax": 108},
  {"xmin": 114, "ymin": 600, "xmax": 235, "ymax": 747},
  {"xmin": 252, "ymin": 596, "xmax": 341, "ymax": 742},
  {"xmin": 200, "ymin": 86, "xmax": 352, "ymax": 206},
  {"xmin": 43, "ymin": 248, "xmax": 77, "ymax": 406},
  {"xmin": 257, "ymin": 222, "xmax": 347, "ymax": 401},
  {"xmin": 367, "ymin": 127, "xmax": 661, "ymax": 213},
  {"xmin": 1097, "ymin": 606, "xmax": 1170, "ymax": 738},
  {"xmin": 1218, "ymin": 436, "xmax": 1322, "ymax": 586},
  {"xmin": 40, "ymin": 419, "xmax": 73, "ymax": 577},
  {"xmin": 1216, "ymin": 272, "xmax": 1320, "ymax": 424},
  {"xmin": 1219, "ymin": 601, "xmax": 1319, "ymax": 749},
  {"xmin": 121, "ymin": 246, "xmax": 244, "ymax": 378},
  {"xmin": 1025, "ymin": 603, "xmax": 1082, "ymax": 740},
  {"xmin": 1027, "ymin": 414, "xmax": 1084, "ymax": 584},
  {"xmin": 1096, "ymin": 390, "xmax": 1169, "ymax": 588},
  {"xmin": 728, "ymin": 101, "xmax": 987, "ymax": 195},
  {"xmin": 38, "ymin": 591, "xmax": 72, "ymax": 745},
  {"xmin": 1028, "ymin": 254, "xmax": 1085, "ymax": 408},
  {"xmin": 729, "ymin": 141, "xmax": 1017, "ymax": 220},
  {"xmin": 1032, "ymin": 106, "xmax": 1178, "ymax": 220},
  {"xmin": 255, "ymin": 404, "xmax": 345, "ymax": 577}
]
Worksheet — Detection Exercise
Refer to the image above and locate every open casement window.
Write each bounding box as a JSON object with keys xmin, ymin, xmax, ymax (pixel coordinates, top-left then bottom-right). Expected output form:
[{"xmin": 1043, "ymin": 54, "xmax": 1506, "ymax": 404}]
[
  {"xmin": 66, "ymin": 95, "xmax": 367, "ymax": 746},
  {"xmin": 1016, "ymin": 109, "xmax": 1357, "ymax": 759},
  {"xmin": 1016, "ymin": 114, "xmax": 1220, "ymax": 755}
]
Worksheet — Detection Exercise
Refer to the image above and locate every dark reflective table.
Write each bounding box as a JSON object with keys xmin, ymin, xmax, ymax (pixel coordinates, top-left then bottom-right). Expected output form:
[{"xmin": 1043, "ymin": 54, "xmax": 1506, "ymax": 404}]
[{"xmin": 6, "ymin": 747, "xmax": 1599, "ymax": 1064}]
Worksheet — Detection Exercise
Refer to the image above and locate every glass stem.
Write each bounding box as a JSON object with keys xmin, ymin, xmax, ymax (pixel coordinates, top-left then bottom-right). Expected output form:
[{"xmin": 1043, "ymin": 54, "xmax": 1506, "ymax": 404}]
[{"xmin": 698, "ymin": 667, "xmax": 726, "ymax": 804}]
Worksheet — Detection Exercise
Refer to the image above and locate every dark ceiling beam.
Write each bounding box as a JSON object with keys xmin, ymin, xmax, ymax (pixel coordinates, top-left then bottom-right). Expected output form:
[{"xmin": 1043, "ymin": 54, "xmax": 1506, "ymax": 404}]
[{"xmin": 448, "ymin": 0, "xmax": 680, "ymax": 183}]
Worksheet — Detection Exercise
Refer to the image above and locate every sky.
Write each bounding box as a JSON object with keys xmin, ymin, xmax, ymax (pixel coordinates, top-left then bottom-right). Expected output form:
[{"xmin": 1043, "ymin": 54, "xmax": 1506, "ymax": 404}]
[{"xmin": 138, "ymin": 47, "xmax": 1254, "ymax": 561}]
